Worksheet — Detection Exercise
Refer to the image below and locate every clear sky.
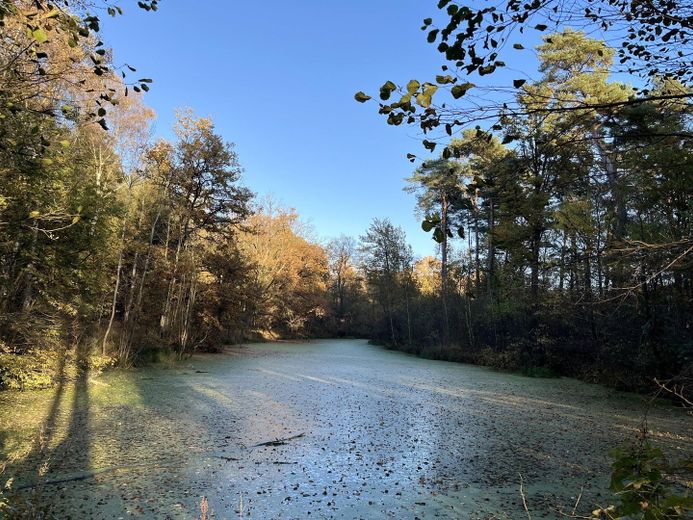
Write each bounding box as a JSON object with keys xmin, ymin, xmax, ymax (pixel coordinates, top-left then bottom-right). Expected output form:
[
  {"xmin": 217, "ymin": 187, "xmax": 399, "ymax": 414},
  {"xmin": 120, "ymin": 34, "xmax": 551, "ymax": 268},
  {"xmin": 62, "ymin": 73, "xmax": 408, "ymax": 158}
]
[{"xmin": 101, "ymin": 1, "xmax": 541, "ymax": 257}]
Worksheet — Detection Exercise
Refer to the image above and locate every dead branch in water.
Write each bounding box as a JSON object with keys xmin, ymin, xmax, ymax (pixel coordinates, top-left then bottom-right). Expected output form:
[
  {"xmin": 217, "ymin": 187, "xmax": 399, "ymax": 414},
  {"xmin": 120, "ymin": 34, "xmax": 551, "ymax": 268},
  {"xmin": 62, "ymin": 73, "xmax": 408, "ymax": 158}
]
[
  {"xmin": 252, "ymin": 432, "xmax": 305, "ymax": 447},
  {"xmin": 519, "ymin": 473, "xmax": 532, "ymax": 520},
  {"xmin": 654, "ymin": 377, "xmax": 693, "ymax": 412}
]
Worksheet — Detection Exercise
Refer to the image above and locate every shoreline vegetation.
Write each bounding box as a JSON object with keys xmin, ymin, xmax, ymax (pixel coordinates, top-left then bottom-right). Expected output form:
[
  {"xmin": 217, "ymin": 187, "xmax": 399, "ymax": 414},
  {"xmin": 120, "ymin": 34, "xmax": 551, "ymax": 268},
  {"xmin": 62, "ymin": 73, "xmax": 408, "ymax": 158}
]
[
  {"xmin": 0, "ymin": 332, "xmax": 683, "ymax": 400},
  {"xmin": 0, "ymin": 4, "xmax": 689, "ymax": 403}
]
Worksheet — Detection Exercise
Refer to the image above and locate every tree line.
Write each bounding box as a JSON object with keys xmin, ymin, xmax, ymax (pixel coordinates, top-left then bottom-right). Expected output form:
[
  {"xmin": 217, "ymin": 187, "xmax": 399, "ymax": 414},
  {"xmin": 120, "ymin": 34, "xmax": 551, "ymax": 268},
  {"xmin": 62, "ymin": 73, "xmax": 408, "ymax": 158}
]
[
  {"xmin": 0, "ymin": 1, "xmax": 334, "ymax": 387},
  {"xmin": 1, "ymin": 1, "xmax": 690, "ymax": 394},
  {"xmin": 354, "ymin": 30, "xmax": 691, "ymax": 390}
]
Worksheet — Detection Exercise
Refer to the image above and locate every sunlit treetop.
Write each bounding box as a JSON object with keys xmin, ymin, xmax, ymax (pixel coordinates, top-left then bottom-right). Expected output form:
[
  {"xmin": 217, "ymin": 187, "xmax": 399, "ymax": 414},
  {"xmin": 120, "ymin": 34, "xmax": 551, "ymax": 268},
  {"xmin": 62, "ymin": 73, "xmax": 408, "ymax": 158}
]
[{"xmin": 0, "ymin": 0, "xmax": 159, "ymax": 131}]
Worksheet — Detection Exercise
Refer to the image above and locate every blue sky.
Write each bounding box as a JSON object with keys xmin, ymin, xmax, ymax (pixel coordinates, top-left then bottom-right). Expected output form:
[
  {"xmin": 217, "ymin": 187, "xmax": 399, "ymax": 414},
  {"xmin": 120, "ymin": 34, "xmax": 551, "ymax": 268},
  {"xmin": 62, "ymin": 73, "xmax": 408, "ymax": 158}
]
[{"xmin": 101, "ymin": 1, "xmax": 543, "ymax": 257}]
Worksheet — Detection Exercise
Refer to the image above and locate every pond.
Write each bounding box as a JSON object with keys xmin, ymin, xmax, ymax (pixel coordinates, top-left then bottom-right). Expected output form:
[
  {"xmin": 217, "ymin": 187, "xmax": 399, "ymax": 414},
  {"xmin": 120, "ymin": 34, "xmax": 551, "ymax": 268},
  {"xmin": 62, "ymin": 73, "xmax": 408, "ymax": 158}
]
[{"xmin": 1, "ymin": 339, "xmax": 690, "ymax": 518}]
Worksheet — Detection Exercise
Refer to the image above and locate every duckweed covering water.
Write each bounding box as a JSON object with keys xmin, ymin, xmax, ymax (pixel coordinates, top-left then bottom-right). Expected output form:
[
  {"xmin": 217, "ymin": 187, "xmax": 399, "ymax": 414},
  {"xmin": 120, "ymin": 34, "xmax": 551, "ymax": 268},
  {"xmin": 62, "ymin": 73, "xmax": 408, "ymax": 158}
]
[{"xmin": 0, "ymin": 339, "xmax": 690, "ymax": 518}]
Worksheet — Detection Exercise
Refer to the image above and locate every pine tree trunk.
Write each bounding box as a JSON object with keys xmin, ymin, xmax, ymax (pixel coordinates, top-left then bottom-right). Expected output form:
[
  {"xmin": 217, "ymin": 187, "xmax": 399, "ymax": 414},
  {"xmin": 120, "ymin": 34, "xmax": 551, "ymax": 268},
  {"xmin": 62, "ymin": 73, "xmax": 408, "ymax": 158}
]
[{"xmin": 440, "ymin": 194, "xmax": 450, "ymax": 345}]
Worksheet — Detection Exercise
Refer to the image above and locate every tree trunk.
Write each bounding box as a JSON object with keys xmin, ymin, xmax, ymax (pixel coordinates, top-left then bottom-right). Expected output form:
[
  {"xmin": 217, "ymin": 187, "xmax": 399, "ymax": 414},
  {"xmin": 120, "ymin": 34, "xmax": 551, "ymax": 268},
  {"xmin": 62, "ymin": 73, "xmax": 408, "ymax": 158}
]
[
  {"xmin": 486, "ymin": 202, "xmax": 495, "ymax": 298},
  {"xmin": 474, "ymin": 210, "xmax": 480, "ymax": 289},
  {"xmin": 529, "ymin": 227, "xmax": 542, "ymax": 305},
  {"xmin": 559, "ymin": 230, "xmax": 567, "ymax": 292},
  {"xmin": 404, "ymin": 276, "xmax": 412, "ymax": 347},
  {"xmin": 102, "ymin": 222, "xmax": 127, "ymax": 356},
  {"xmin": 440, "ymin": 194, "xmax": 450, "ymax": 345},
  {"xmin": 592, "ymin": 126, "xmax": 627, "ymax": 286},
  {"xmin": 21, "ymin": 225, "xmax": 38, "ymax": 311}
]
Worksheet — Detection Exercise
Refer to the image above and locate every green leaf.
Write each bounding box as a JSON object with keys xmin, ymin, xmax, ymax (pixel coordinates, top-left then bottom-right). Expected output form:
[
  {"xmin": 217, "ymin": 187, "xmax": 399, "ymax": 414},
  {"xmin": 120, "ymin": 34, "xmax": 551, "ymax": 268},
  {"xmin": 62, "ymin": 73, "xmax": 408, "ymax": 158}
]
[
  {"xmin": 379, "ymin": 80, "xmax": 397, "ymax": 100},
  {"xmin": 435, "ymin": 75, "xmax": 455, "ymax": 84},
  {"xmin": 416, "ymin": 83, "xmax": 438, "ymax": 107},
  {"xmin": 354, "ymin": 91, "xmax": 371, "ymax": 103},
  {"xmin": 32, "ymin": 28, "xmax": 48, "ymax": 43},
  {"xmin": 422, "ymin": 220, "xmax": 434, "ymax": 232},
  {"xmin": 513, "ymin": 79, "xmax": 526, "ymax": 88},
  {"xmin": 387, "ymin": 112, "xmax": 404, "ymax": 125},
  {"xmin": 513, "ymin": 43, "xmax": 524, "ymax": 49},
  {"xmin": 406, "ymin": 79, "xmax": 420, "ymax": 94},
  {"xmin": 535, "ymin": 24, "xmax": 548, "ymax": 31},
  {"xmin": 451, "ymin": 82, "xmax": 474, "ymax": 98}
]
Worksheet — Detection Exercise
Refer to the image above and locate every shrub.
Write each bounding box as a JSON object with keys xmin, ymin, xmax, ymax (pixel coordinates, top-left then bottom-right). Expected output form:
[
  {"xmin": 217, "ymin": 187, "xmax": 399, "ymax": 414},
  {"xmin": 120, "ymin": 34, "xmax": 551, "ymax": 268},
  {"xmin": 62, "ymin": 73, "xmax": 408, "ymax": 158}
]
[{"xmin": 591, "ymin": 432, "xmax": 693, "ymax": 519}]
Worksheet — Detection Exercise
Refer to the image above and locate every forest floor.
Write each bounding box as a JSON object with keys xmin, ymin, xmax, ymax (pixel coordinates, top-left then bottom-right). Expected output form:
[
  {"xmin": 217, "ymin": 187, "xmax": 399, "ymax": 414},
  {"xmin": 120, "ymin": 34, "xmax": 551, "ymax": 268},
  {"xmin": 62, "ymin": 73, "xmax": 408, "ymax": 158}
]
[{"xmin": 0, "ymin": 339, "xmax": 691, "ymax": 519}]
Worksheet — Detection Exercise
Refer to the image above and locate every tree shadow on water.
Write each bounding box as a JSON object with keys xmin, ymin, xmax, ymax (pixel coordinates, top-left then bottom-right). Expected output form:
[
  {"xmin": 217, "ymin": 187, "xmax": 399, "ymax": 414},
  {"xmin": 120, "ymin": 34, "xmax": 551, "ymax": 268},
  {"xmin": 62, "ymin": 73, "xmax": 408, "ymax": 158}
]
[
  {"xmin": 7, "ymin": 345, "xmax": 92, "ymax": 517},
  {"xmin": 18, "ymin": 348, "xmax": 69, "ymax": 475}
]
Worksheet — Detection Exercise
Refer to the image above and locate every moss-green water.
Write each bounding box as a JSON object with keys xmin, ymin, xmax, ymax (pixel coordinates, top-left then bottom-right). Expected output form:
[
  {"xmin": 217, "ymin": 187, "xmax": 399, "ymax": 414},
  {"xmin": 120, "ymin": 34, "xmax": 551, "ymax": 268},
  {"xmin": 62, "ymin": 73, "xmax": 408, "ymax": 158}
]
[{"xmin": 1, "ymin": 340, "xmax": 691, "ymax": 519}]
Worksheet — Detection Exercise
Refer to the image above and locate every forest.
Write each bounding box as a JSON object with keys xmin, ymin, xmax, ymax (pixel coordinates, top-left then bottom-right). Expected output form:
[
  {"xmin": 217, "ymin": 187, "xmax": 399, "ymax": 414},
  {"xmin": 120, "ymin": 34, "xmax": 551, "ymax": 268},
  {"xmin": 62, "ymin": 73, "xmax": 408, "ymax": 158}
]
[
  {"xmin": 1, "ymin": 1, "xmax": 690, "ymax": 395},
  {"xmin": 0, "ymin": 0, "xmax": 692, "ymax": 519}
]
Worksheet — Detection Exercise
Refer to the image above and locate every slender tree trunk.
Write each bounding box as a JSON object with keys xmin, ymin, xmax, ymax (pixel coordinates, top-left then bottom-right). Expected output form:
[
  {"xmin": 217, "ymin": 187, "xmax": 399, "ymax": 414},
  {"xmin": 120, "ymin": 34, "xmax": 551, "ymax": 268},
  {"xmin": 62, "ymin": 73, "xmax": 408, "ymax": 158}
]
[
  {"xmin": 595, "ymin": 220, "xmax": 604, "ymax": 298},
  {"xmin": 559, "ymin": 230, "xmax": 567, "ymax": 292},
  {"xmin": 404, "ymin": 277, "xmax": 412, "ymax": 347},
  {"xmin": 22, "ymin": 225, "xmax": 38, "ymax": 311},
  {"xmin": 474, "ymin": 210, "xmax": 480, "ymax": 289},
  {"xmin": 486, "ymin": 202, "xmax": 495, "ymax": 298},
  {"xmin": 584, "ymin": 243, "xmax": 597, "ymax": 339},
  {"xmin": 337, "ymin": 271, "xmax": 344, "ymax": 318},
  {"xmin": 529, "ymin": 227, "xmax": 542, "ymax": 305},
  {"xmin": 89, "ymin": 144, "xmax": 104, "ymax": 237},
  {"xmin": 163, "ymin": 213, "xmax": 172, "ymax": 261},
  {"xmin": 440, "ymin": 194, "xmax": 450, "ymax": 345},
  {"xmin": 102, "ymin": 222, "xmax": 127, "ymax": 356},
  {"xmin": 118, "ymin": 250, "xmax": 139, "ymax": 362},
  {"xmin": 160, "ymin": 219, "xmax": 185, "ymax": 335},
  {"xmin": 179, "ymin": 258, "xmax": 198, "ymax": 357},
  {"xmin": 593, "ymin": 126, "xmax": 627, "ymax": 287}
]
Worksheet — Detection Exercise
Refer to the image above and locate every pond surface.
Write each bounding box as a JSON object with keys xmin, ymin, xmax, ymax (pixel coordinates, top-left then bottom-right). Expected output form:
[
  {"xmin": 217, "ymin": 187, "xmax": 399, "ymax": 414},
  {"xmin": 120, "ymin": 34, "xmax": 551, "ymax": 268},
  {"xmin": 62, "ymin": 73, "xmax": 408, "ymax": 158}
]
[{"xmin": 1, "ymin": 339, "xmax": 691, "ymax": 519}]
